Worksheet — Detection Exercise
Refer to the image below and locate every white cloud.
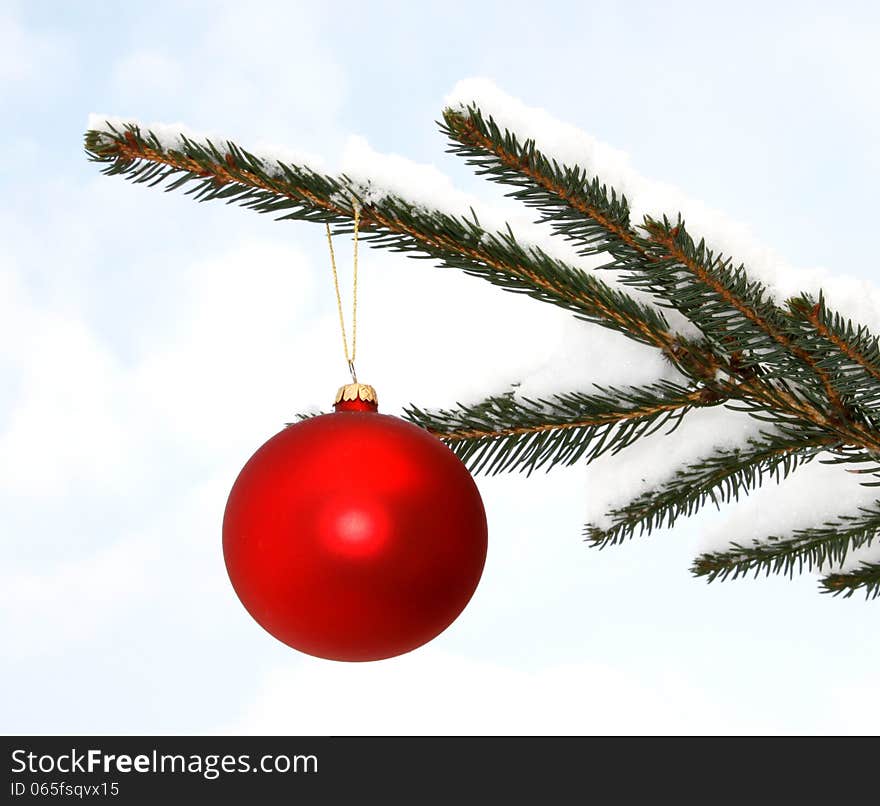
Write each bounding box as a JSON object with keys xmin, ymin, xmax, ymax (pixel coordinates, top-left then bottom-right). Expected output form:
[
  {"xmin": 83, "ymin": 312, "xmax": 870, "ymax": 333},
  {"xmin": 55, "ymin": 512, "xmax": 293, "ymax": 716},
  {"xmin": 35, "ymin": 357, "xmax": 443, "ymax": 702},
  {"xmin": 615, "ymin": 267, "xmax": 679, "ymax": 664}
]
[
  {"xmin": 111, "ymin": 49, "xmax": 182, "ymax": 99},
  {"xmin": 0, "ymin": 4, "xmax": 73, "ymax": 93},
  {"xmin": 130, "ymin": 238, "xmax": 322, "ymax": 460},
  {"xmin": 0, "ymin": 261, "xmax": 134, "ymax": 494},
  {"xmin": 107, "ymin": 1, "xmax": 347, "ymax": 155},
  {"xmin": 829, "ymin": 681, "xmax": 880, "ymax": 734},
  {"xmin": 0, "ymin": 534, "xmax": 158, "ymax": 659},
  {"xmin": 226, "ymin": 650, "xmax": 779, "ymax": 735}
]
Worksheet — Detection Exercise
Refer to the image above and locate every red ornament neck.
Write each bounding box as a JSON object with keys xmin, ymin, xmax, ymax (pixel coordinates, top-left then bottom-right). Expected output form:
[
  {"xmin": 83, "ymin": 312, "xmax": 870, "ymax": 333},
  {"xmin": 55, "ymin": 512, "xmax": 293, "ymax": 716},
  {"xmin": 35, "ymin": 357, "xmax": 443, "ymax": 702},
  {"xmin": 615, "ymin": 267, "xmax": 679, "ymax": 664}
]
[
  {"xmin": 335, "ymin": 397, "xmax": 378, "ymax": 413},
  {"xmin": 333, "ymin": 382, "xmax": 379, "ymax": 413}
]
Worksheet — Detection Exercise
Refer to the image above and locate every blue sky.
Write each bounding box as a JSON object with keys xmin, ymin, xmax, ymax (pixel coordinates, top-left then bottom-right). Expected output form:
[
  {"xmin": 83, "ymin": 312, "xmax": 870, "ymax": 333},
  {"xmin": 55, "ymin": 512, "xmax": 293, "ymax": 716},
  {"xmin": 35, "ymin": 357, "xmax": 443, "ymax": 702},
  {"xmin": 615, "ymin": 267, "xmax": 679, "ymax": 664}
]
[{"xmin": 2, "ymin": 0, "xmax": 880, "ymax": 734}]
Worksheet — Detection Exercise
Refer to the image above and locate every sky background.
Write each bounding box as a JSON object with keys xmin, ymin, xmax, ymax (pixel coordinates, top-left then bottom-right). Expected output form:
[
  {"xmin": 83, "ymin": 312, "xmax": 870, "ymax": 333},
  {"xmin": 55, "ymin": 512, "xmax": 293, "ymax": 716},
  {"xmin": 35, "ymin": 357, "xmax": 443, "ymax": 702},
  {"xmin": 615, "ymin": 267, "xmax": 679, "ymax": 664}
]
[{"xmin": 2, "ymin": 0, "xmax": 879, "ymax": 734}]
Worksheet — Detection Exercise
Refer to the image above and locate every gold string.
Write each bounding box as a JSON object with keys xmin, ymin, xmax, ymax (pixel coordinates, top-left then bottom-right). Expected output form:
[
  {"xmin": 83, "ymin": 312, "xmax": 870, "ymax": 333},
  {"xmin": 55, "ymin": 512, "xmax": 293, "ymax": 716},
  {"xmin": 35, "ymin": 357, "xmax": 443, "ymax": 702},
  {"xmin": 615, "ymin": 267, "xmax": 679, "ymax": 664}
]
[{"xmin": 325, "ymin": 204, "xmax": 360, "ymax": 383}]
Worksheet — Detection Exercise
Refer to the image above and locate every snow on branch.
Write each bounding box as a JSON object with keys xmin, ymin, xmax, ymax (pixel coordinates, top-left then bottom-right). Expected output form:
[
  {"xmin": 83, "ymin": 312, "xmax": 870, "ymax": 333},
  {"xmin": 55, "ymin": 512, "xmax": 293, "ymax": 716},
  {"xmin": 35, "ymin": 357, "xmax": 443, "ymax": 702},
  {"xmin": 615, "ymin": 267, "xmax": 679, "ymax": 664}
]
[{"xmin": 445, "ymin": 78, "xmax": 880, "ymax": 337}]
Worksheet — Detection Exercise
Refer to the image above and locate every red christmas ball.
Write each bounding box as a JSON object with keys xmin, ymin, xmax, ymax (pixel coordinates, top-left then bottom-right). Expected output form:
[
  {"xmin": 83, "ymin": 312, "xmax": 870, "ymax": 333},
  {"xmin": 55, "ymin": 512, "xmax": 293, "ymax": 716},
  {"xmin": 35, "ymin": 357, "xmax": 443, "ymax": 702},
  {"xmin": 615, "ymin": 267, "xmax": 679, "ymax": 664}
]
[{"xmin": 223, "ymin": 384, "xmax": 488, "ymax": 661}]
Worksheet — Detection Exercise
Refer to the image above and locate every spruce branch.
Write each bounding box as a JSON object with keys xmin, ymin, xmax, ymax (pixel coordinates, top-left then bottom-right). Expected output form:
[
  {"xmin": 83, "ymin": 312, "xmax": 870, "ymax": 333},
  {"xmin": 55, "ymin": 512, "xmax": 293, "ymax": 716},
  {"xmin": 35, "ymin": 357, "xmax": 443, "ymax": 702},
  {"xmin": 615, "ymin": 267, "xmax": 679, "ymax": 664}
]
[
  {"xmin": 585, "ymin": 429, "xmax": 837, "ymax": 548},
  {"xmin": 820, "ymin": 562, "xmax": 880, "ymax": 599},
  {"xmin": 691, "ymin": 502, "xmax": 880, "ymax": 583},
  {"xmin": 442, "ymin": 105, "xmax": 862, "ymax": 433},
  {"xmin": 84, "ymin": 105, "xmax": 880, "ymax": 599},
  {"xmin": 83, "ymin": 123, "xmax": 673, "ymax": 351},
  {"xmin": 441, "ymin": 106, "xmax": 648, "ymax": 265},
  {"xmin": 716, "ymin": 371, "xmax": 880, "ymax": 456},
  {"xmin": 640, "ymin": 217, "xmax": 846, "ymax": 409},
  {"xmin": 787, "ymin": 292, "xmax": 880, "ymax": 411},
  {"xmin": 404, "ymin": 382, "xmax": 709, "ymax": 476}
]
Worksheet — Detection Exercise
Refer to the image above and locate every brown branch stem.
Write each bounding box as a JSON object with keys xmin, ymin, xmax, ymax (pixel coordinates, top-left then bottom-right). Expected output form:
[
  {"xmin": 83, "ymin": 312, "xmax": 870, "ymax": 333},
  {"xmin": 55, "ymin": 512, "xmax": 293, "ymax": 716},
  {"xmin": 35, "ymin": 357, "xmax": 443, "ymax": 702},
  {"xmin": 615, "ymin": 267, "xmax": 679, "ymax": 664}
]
[
  {"xmin": 805, "ymin": 305, "xmax": 880, "ymax": 385},
  {"xmin": 435, "ymin": 389, "xmax": 706, "ymax": 442}
]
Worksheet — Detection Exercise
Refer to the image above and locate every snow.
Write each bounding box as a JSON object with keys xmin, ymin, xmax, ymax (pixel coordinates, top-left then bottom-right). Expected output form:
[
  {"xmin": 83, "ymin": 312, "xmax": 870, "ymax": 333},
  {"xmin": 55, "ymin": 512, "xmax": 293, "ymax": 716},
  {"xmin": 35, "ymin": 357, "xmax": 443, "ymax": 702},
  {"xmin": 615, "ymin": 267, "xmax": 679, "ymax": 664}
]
[
  {"xmin": 579, "ymin": 404, "xmax": 766, "ymax": 532},
  {"xmin": 696, "ymin": 456, "xmax": 879, "ymax": 559},
  {"xmin": 88, "ymin": 113, "xmax": 225, "ymax": 154},
  {"xmin": 445, "ymin": 78, "xmax": 880, "ymax": 336},
  {"xmin": 86, "ymin": 113, "xmax": 325, "ymax": 173},
  {"xmin": 339, "ymin": 136, "xmax": 672, "ymax": 309},
  {"xmin": 831, "ymin": 534, "xmax": 880, "ymax": 575}
]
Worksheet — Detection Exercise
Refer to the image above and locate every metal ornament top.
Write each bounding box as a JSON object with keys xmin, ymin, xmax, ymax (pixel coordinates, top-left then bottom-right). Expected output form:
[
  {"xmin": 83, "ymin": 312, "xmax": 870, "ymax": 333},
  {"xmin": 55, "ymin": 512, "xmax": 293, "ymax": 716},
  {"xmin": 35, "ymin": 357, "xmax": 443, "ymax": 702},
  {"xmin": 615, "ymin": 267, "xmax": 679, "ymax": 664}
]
[{"xmin": 333, "ymin": 383, "xmax": 378, "ymax": 412}]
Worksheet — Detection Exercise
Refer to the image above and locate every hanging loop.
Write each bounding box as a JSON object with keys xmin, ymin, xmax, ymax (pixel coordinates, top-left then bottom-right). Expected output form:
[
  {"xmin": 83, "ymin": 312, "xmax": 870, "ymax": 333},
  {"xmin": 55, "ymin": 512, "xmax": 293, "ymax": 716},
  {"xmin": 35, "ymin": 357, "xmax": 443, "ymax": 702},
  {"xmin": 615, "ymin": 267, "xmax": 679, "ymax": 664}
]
[{"xmin": 325, "ymin": 202, "xmax": 361, "ymax": 378}]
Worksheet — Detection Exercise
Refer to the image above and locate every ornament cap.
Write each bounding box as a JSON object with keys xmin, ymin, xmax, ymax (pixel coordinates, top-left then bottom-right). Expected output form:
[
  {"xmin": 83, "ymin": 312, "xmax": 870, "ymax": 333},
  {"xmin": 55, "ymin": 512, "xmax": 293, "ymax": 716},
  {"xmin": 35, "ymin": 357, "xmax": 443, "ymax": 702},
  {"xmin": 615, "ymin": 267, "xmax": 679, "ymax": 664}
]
[{"xmin": 334, "ymin": 382, "xmax": 378, "ymax": 412}]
